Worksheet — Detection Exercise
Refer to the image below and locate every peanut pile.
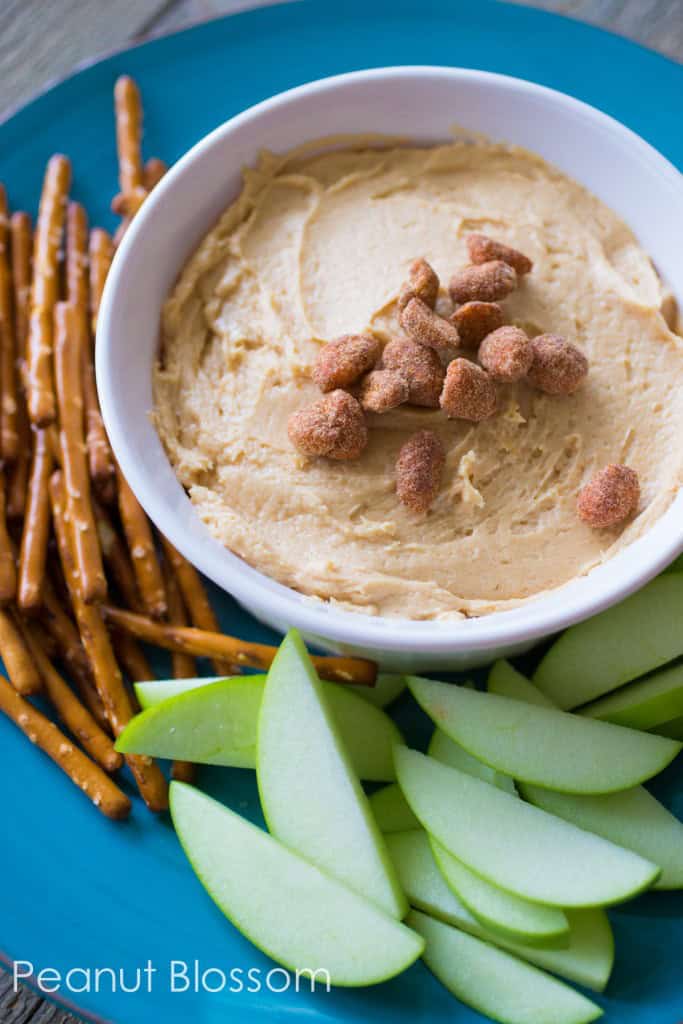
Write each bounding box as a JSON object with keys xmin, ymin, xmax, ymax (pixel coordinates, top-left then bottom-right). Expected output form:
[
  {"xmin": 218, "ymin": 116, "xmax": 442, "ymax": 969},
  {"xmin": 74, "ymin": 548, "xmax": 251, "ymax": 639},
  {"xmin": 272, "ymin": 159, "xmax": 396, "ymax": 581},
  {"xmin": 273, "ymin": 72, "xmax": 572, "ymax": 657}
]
[{"xmin": 289, "ymin": 234, "xmax": 639, "ymax": 528}]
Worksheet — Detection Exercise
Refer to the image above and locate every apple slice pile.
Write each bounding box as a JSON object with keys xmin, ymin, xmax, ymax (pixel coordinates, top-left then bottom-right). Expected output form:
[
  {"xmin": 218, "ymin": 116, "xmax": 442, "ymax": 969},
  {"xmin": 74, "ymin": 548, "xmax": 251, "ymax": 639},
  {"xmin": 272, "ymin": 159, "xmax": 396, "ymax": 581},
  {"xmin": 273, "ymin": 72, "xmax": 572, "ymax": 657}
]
[{"xmin": 114, "ymin": 572, "xmax": 683, "ymax": 1023}]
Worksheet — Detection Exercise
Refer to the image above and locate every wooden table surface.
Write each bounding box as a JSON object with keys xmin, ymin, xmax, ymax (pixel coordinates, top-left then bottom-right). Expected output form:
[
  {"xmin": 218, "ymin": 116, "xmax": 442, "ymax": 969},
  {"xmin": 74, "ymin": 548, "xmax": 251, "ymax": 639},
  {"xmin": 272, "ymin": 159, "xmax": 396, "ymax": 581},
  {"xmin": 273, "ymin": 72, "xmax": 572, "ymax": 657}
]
[{"xmin": 0, "ymin": 0, "xmax": 681, "ymax": 1021}]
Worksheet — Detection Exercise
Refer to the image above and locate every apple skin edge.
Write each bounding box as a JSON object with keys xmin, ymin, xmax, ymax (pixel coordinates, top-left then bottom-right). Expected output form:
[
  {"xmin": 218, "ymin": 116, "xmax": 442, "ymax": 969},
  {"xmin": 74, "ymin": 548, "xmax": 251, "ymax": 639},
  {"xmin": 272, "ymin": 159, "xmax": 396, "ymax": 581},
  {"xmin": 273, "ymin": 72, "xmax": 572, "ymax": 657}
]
[
  {"xmin": 169, "ymin": 782, "xmax": 424, "ymax": 988},
  {"xmin": 489, "ymin": 660, "xmax": 683, "ymax": 890},
  {"xmin": 408, "ymin": 910, "xmax": 603, "ymax": 1024},
  {"xmin": 394, "ymin": 745, "xmax": 660, "ymax": 908},
  {"xmin": 407, "ymin": 675, "xmax": 681, "ymax": 796},
  {"xmin": 118, "ymin": 673, "xmax": 403, "ymax": 782},
  {"xmin": 385, "ymin": 830, "xmax": 615, "ymax": 994},
  {"xmin": 255, "ymin": 629, "xmax": 408, "ymax": 920}
]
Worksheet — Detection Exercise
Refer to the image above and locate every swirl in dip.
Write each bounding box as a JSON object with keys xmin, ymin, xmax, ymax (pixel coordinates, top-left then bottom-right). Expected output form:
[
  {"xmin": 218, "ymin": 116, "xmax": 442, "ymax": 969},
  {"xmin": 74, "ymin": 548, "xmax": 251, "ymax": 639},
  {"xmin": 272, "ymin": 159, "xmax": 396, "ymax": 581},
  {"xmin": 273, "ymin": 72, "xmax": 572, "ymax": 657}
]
[{"xmin": 154, "ymin": 139, "xmax": 683, "ymax": 620}]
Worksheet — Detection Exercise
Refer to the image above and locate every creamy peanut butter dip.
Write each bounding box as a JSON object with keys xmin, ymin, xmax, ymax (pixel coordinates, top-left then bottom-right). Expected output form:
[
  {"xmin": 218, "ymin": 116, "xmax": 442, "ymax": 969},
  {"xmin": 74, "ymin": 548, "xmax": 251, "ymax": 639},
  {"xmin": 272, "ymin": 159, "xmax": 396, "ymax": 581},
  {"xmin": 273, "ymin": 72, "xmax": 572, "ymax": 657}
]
[{"xmin": 155, "ymin": 138, "xmax": 683, "ymax": 619}]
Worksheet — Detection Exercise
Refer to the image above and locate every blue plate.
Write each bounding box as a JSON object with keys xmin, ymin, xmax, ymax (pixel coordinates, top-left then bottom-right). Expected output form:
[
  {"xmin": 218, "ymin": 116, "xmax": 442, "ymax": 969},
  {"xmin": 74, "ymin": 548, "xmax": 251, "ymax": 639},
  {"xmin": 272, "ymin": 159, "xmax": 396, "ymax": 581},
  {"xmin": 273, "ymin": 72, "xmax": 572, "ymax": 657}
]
[{"xmin": 1, "ymin": 2, "xmax": 682, "ymax": 1021}]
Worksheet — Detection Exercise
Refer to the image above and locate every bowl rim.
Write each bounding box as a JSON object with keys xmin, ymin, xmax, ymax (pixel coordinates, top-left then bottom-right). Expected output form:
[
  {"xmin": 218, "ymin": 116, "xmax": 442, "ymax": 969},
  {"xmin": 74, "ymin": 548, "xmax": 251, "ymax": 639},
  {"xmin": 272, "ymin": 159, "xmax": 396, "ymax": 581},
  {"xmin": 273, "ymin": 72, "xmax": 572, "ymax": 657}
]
[{"xmin": 98, "ymin": 64, "xmax": 683, "ymax": 654}]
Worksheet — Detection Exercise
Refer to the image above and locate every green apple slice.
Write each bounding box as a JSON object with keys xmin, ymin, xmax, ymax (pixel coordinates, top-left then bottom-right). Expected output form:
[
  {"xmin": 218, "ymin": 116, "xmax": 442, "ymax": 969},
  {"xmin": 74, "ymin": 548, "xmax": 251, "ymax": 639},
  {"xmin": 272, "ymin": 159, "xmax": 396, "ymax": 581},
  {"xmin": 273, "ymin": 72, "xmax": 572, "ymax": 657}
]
[
  {"xmin": 408, "ymin": 910, "xmax": 602, "ymax": 1024},
  {"xmin": 348, "ymin": 673, "xmax": 407, "ymax": 708},
  {"xmin": 533, "ymin": 575, "xmax": 683, "ymax": 709},
  {"xmin": 257, "ymin": 630, "xmax": 406, "ymax": 918},
  {"xmin": 169, "ymin": 782, "xmax": 423, "ymax": 986},
  {"xmin": 429, "ymin": 838, "xmax": 569, "ymax": 947},
  {"xmin": 122, "ymin": 675, "xmax": 264, "ymax": 769},
  {"xmin": 488, "ymin": 660, "xmax": 550, "ymax": 706},
  {"xmin": 490, "ymin": 660, "xmax": 683, "ymax": 890},
  {"xmin": 428, "ymin": 716, "xmax": 569, "ymax": 944},
  {"xmin": 394, "ymin": 746, "xmax": 659, "ymax": 906},
  {"xmin": 121, "ymin": 674, "xmax": 402, "ymax": 782},
  {"xmin": 579, "ymin": 663, "xmax": 683, "ymax": 730},
  {"xmin": 136, "ymin": 672, "xmax": 406, "ymax": 710},
  {"xmin": 386, "ymin": 830, "xmax": 614, "ymax": 992},
  {"xmin": 408, "ymin": 676, "xmax": 680, "ymax": 794},
  {"xmin": 428, "ymin": 727, "xmax": 517, "ymax": 795},
  {"xmin": 654, "ymin": 715, "xmax": 683, "ymax": 739},
  {"xmin": 370, "ymin": 784, "xmax": 421, "ymax": 833},
  {"xmin": 520, "ymin": 784, "xmax": 683, "ymax": 891},
  {"xmin": 135, "ymin": 676, "xmax": 231, "ymax": 707}
]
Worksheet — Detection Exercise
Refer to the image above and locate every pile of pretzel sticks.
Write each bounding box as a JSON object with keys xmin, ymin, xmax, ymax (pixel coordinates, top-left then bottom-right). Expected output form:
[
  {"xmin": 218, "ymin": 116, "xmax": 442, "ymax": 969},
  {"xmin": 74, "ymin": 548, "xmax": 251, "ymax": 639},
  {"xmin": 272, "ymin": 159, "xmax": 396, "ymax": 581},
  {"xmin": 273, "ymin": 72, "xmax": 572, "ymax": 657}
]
[{"xmin": 0, "ymin": 76, "xmax": 375, "ymax": 821}]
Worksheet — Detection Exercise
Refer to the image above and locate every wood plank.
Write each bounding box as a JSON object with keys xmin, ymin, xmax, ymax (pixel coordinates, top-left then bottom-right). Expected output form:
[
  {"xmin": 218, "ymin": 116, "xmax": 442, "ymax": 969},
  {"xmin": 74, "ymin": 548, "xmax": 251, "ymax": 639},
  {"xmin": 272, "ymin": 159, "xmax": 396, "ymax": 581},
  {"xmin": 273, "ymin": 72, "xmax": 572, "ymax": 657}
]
[
  {"xmin": 0, "ymin": 971, "xmax": 77, "ymax": 1024},
  {"xmin": 0, "ymin": 0, "xmax": 171, "ymax": 117}
]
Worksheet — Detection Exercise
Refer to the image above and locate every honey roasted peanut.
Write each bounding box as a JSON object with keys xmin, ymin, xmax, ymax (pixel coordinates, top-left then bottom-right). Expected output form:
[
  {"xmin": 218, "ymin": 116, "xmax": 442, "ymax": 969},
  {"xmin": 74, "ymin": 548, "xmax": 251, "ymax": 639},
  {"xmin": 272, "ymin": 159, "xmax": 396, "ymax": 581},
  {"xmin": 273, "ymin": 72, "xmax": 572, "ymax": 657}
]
[
  {"xmin": 396, "ymin": 430, "xmax": 445, "ymax": 514},
  {"xmin": 440, "ymin": 358, "xmax": 497, "ymax": 422},
  {"xmin": 449, "ymin": 260, "xmax": 517, "ymax": 305},
  {"xmin": 479, "ymin": 326, "xmax": 533, "ymax": 382},
  {"xmin": 467, "ymin": 233, "xmax": 533, "ymax": 276},
  {"xmin": 450, "ymin": 301, "xmax": 505, "ymax": 349},
  {"xmin": 577, "ymin": 464, "xmax": 640, "ymax": 528},
  {"xmin": 382, "ymin": 336, "xmax": 445, "ymax": 408},
  {"xmin": 400, "ymin": 297, "xmax": 460, "ymax": 354},
  {"xmin": 288, "ymin": 390, "xmax": 368, "ymax": 460},
  {"xmin": 527, "ymin": 334, "xmax": 589, "ymax": 395},
  {"xmin": 397, "ymin": 257, "xmax": 440, "ymax": 313},
  {"xmin": 359, "ymin": 369, "xmax": 409, "ymax": 414},
  {"xmin": 312, "ymin": 334, "xmax": 380, "ymax": 393}
]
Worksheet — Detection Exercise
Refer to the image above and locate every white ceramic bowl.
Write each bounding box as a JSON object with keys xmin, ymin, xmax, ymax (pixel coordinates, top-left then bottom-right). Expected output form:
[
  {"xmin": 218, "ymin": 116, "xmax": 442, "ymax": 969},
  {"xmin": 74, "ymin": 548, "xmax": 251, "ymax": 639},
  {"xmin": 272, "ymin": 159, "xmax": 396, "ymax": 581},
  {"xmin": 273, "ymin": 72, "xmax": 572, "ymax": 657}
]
[{"xmin": 98, "ymin": 66, "xmax": 683, "ymax": 671}]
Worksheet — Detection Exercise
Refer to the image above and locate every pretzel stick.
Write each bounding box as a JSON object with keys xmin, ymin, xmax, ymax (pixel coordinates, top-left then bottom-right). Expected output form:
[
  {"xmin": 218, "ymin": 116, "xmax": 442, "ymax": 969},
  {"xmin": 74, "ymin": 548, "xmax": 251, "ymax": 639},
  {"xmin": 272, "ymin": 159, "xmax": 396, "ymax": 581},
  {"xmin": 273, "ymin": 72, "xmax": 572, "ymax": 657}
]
[
  {"xmin": 30, "ymin": 619, "xmax": 58, "ymax": 659},
  {"xmin": 111, "ymin": 628, "xmax": 152, "ymax": 684},
  {"xmin": 16, "ymin": 616, "xmax": 122, "ymax": 773},
  {"xmin": 0, "ymin": 673, "xmax": 130, "ymax": 819},
  {"xmin": 101, "ymin": 605, "xmax": 377, "ymax": 685},
  {"xmin": 159, "ymin": 534, "xmax": 232, "ymax": 674},
  {"xmin": 161, "ymin": 558, "xmax": 196, "ymax": 783},
  {"xmin": 54, "ymin": 302, "xmax": 106, "ymax": 603},
  {"xmin": 143, "ymin": 157, "xmax": 167, "ymax": 191},
  {"xmin": 17, "ymin": 427, "xmax": 52, "ymax": 610},
  {"xmin": 40, "ymin": 576, "xmax": 109, "ymax": 732},
  {"xmin": 0, "ymin": 607, "xmax": 41, "ymax": 695},
  {"xmin": 45, "ymin": 421, "xmax": 62, "ymax": 464},
  {"xmin": 113, "ymin": 154, "xmax": 168, "ymax": 246},
  {"xmin": 0, "ymin": 472, "xmax": 16, "ymax": 603},
  {"xmin": 117, "ymin": 467, "xmax": 167, "ymax": 619},
  {"xmin": 10, "ymin": 211, "xmax": 31, "ymax": 364},
  {"xmin": 84, "ymin": 229, "xmax": 115, "ymax": 496},
  {"xmin": 6, "ymin": 211, "xmax": 32, "ymax": 518},
  {"xmin": 0, "ymin": 186, "xmax": 18, "ymax": 461},
  {"xmin": 27, "ymin": 155, "xmax": 70, "ymax": 426},
  {"xmin": 66, "ymin": 202, "xmax": 88, "ymax": 308},
  {"xmin": 113, "ymin": 76, "xmax": 146, "ymax": 218},
  {"xmin": 88, "ymin": 227, "xmax": 112, "ymax": 337},
  {"xmin": 93, "ymin": 498, "xmax": 141, "ymax": 610},
  {"xmin": 50, "ymin": 471, "xmax": 168, "ymax": 810},
  {"xmin": 162, "ymin": 556, "xmax": 196, "ymax": 678}
]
